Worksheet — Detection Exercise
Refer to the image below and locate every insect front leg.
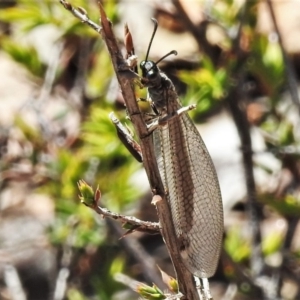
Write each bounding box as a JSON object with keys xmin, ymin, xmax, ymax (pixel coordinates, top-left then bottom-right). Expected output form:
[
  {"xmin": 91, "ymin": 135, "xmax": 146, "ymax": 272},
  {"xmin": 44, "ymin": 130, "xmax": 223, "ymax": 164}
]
[
  {"xmin": 160, "ymin": 104, "xmax": 196, "ymax": 124},
  {"xmin": 109, "ymin": 112, "xmax": 143, "ymax": 162},
  {"xmin": 146, "ymin": 104, "xmax": 197, "ymax": 133}
]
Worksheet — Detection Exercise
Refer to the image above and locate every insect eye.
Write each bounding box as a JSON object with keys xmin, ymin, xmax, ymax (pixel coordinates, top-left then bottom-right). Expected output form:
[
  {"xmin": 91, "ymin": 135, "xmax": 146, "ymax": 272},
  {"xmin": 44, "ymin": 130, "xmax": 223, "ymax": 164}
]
[
  {"xmin": 140, "ymin": 61, "xmax": 154, "ymax": 71},
  {"xmin": 144, "ymin": 61, "xmax": 153, "ymax": 71},
  {"xmin": 140, "ymin": 61, "xmax": 146, "ymax": 68},
  {"xmin": 147, "ymin": 71, "xmax": 157, "ymax": 79}
]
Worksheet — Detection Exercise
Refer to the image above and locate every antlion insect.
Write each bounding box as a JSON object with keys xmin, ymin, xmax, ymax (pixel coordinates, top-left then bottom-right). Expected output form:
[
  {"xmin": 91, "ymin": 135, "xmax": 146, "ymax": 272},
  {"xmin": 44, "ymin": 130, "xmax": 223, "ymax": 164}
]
[
  {"xmin": 112, "ymin": 18, "xmax": 224, "ymax": 280},
  {"xmin": 59, "ymin": 0, "xmax": 223, "ymax": 297}
]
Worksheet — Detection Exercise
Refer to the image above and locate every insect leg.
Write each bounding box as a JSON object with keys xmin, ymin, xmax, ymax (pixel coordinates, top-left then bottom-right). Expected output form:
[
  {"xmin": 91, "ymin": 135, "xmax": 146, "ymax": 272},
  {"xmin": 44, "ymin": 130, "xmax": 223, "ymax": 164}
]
[
  {"xmin": 194, "ymin": 276, "xmax": 212, "ymax": 300},
  {"xmin": 146, "ymin": 104, "xmax": 196, "ymax": 132}
]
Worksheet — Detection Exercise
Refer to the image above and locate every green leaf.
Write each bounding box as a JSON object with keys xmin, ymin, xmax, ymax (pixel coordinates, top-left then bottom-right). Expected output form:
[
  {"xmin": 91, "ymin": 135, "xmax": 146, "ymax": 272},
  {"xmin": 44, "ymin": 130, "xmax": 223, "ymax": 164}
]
[
  {"xmin": 225, "ymin": 227, "xmax": 250, "ymax": 262},
  {"xmin": 262, "ymin": 232, "xmax": 283, "ymax": 256},
  {"xmin": 137, "ymin": 283, "xmax": 166, "ymax": 300},
  {"xmin": 109, "ymin": 256, "xmax": 125, "ymax": 276},
  {"xmin": 278, "ymin": 121, "xmax": 295, "ymax": 146},
  {"xmin": 262, "ymin": 194, "xmax": 300, "ymax": 217},
  {"xmin": 179, "ymin": 56, "xmax": 228, "ymax": 116},
  {"xmin": 78, "ymin": 180, "xmax": 96, "ymax": 205},
  {"xmin": 67, "ymin": 288, "xmax": 87, "ymax": 300}
]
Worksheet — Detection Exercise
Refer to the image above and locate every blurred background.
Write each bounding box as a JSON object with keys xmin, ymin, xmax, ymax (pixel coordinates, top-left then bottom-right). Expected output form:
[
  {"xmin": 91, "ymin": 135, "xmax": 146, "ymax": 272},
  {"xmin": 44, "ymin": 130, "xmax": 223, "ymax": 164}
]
[{"xmin": 0, "ymin": 0, "xmax": 300, "ymax": 299}]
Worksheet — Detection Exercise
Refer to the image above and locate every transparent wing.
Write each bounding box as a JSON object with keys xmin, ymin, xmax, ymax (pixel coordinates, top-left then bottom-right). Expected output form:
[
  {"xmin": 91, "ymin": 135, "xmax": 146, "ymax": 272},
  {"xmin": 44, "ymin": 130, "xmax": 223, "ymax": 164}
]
[{"xmin": 153, "ymin": 94, "xmax": 223, "ymax": 278}]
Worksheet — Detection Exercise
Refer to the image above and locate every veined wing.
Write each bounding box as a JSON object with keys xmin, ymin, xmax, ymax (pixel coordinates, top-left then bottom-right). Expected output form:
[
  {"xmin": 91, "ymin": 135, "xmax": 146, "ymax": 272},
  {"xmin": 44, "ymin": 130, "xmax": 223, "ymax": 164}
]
[{"xmin": 153, "ymin": 95, "xmax": 223, "ymax": 278}]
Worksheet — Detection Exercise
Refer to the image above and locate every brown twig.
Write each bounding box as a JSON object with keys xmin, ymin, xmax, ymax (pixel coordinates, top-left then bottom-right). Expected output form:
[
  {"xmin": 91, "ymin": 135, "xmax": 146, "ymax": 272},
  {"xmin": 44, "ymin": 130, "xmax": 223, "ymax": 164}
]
[
  {"xmin": 222, "ymin": 0, "xmax": 264, "ymax": 286},
  {"xmin": 89, "ymin": 202, "xmax": 160, "ymax": 235},
  {"xmin": 264, "ymin": 0, "xmax": 300, "ymax": 296},
  {"xmin": 98, "ymin": 4, "xmax": 201, "ymax": 298},
  {"xmin": 275, "ymin": 213, "xmax": 299, "ymax": 297},
  {"xmin": 60, "ymin": 1, "xmax": 202, "ymax": 298},
  {"xmin": 266, "ymin": 0, "xmax": 300, "ymax": 114},
  {"xmin": 227, "ymin": 78, "xmax": 264, "ymax": 278},
  {"xmin": 60, "ymin": 0, "xmax": 101, "ymax": 33}
]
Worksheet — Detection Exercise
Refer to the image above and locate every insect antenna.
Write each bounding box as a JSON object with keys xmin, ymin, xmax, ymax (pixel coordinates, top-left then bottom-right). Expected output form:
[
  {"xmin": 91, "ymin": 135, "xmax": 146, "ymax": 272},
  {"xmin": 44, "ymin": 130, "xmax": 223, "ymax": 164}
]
[
  {"xmin": 145, "ymin": 18, "xmax": 178, "ymax": 64},
  {"xmin": 142, "ymin": 19, "xmax": 178, "ymax": 74},
  {"xmin": 155, "ymin": 50, "xmax": 177, "ymax": 65},
  {"xmin": 145, "ymin": 18, "xmax": 159, "ymax": 61}
]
